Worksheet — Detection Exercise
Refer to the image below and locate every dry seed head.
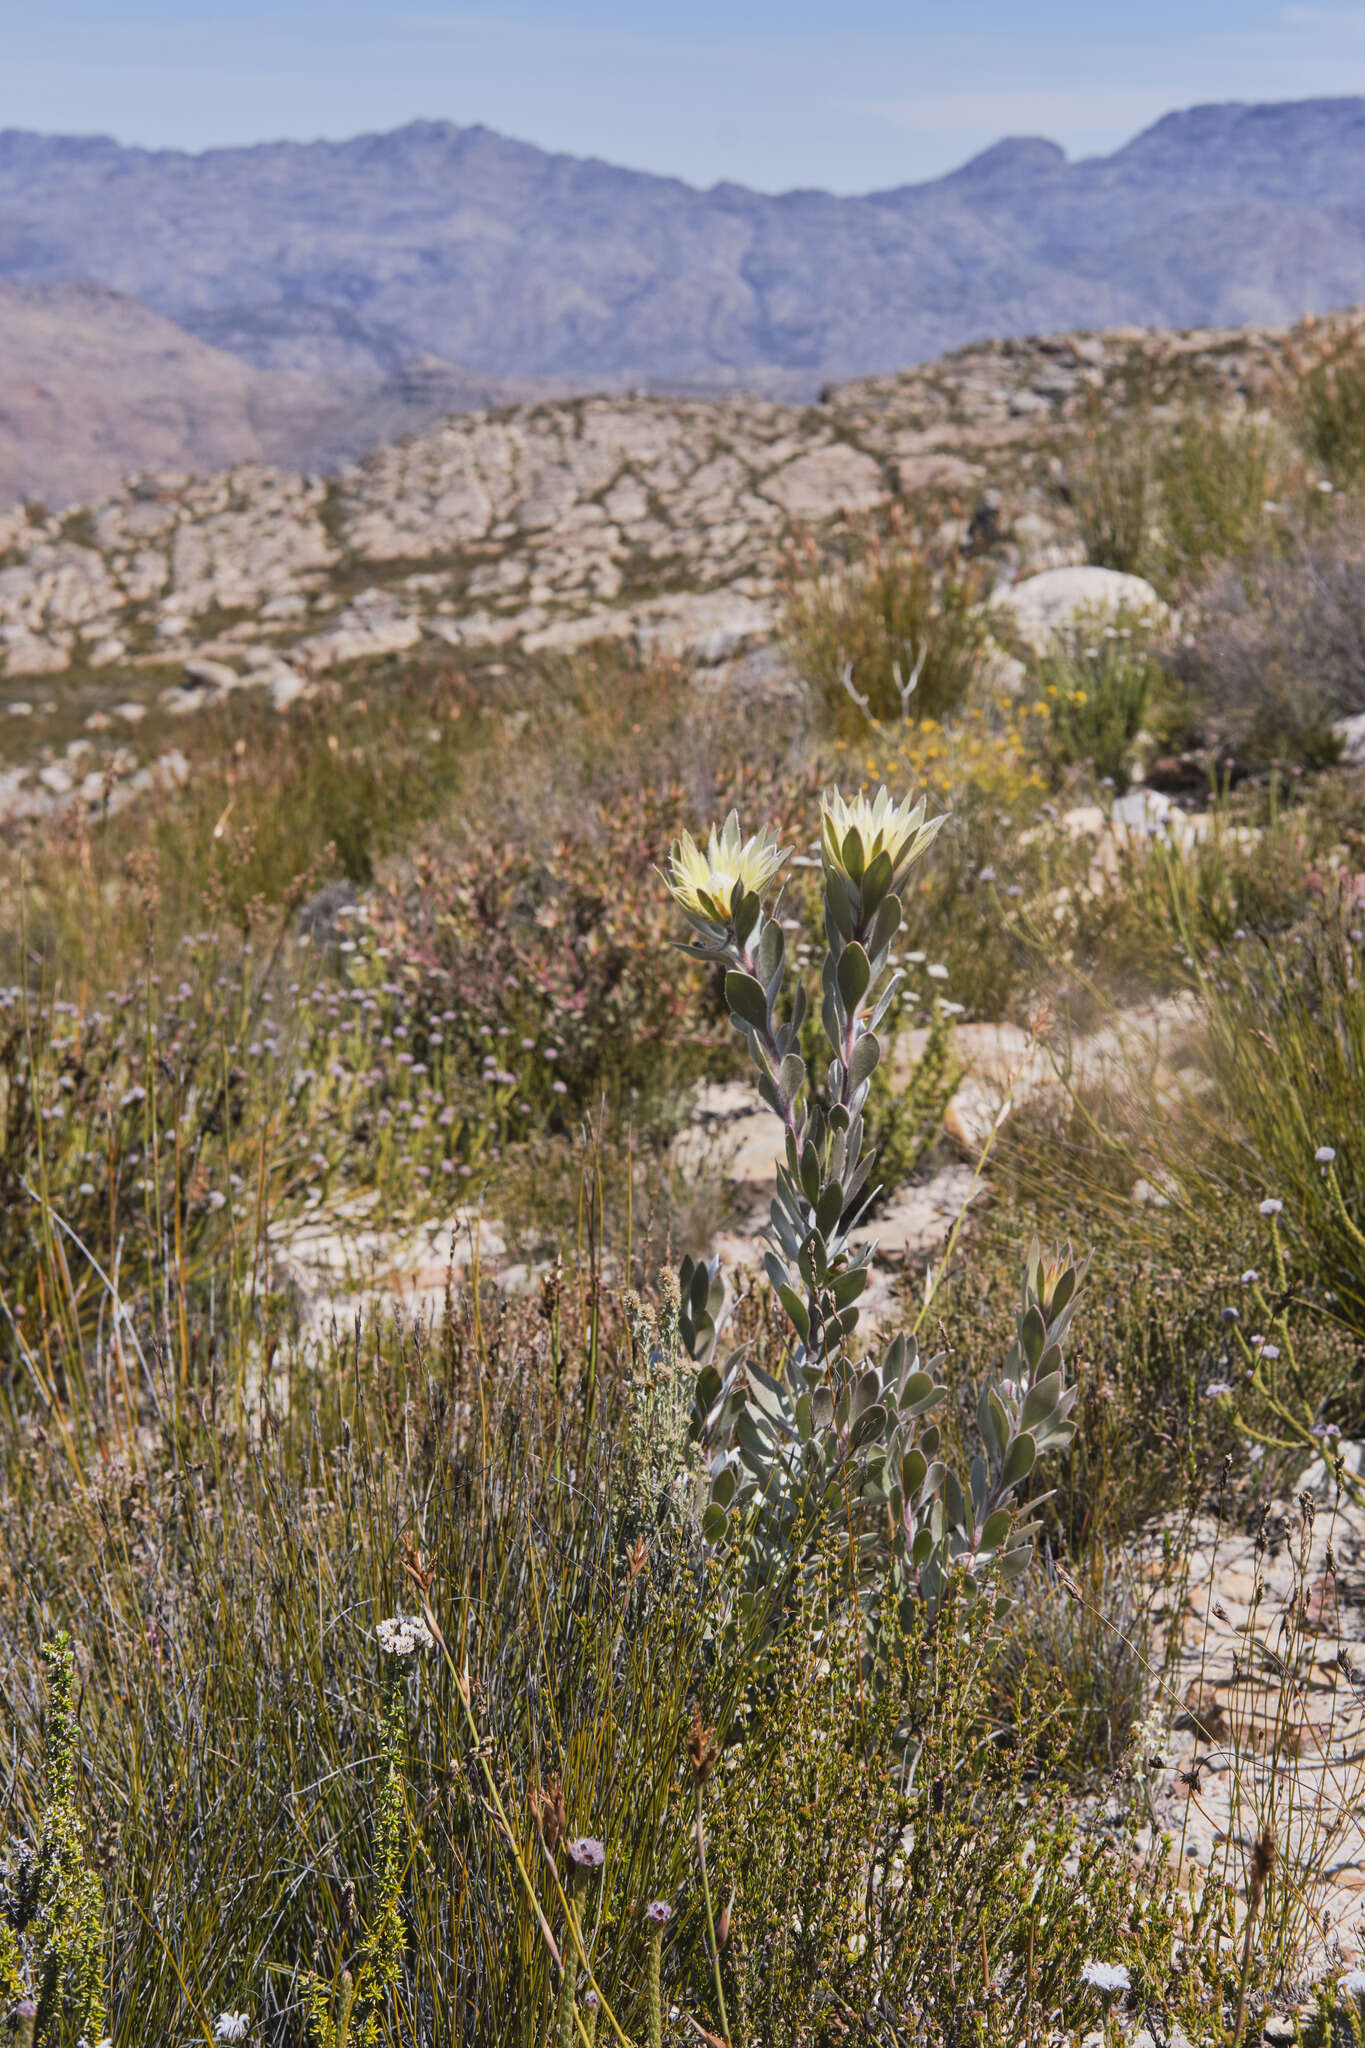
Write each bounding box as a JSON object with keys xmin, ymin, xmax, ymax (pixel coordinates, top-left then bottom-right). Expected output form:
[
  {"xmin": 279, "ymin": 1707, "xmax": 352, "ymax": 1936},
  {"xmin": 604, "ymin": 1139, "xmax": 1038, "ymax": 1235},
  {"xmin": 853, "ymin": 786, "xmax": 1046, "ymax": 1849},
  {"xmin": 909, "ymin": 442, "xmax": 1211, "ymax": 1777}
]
[
  {"xmin": 1249, "ymin": 1830, "xmax": 1277, "ymax": 1912},
  {"xmin": 531, "ymin": 1776, "xmax": 567, "ymax": 1851},
  {"xmin": 400, "ymin": 1530, "xmax": 436, "ymax": 1600},
  {"xmin": 687, "ymin": 1703, "xmax": 719, "ymax": 1785}
]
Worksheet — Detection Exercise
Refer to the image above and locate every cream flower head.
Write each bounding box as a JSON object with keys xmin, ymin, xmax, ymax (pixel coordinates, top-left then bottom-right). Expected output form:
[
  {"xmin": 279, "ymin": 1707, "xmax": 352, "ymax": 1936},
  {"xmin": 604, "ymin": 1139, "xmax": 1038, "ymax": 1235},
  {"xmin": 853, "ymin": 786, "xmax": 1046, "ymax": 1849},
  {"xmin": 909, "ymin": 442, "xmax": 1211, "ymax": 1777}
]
[
  {"xmin": 820, "ymin": 786, "xmax": 943, "ymax": 886},
  {"xmin": 665, "ymin": 811, "xmax": 786, "ymax": 927}
]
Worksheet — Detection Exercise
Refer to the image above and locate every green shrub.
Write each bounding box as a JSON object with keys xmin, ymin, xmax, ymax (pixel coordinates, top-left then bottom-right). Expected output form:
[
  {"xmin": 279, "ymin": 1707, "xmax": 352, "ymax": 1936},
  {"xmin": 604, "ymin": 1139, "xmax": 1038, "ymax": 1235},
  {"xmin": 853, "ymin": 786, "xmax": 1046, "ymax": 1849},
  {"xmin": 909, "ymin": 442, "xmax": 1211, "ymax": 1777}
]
[
  {"xmin": 1154, "ymin": 406, "xmax": 1276, "ymax": 586},
  {"xmin": 1039, "ymin": 610, "xmax": 1160, "ymax": 788},
  {"xmin": 785, "ymin": 527, "xmax": 987, "ymax": 729},
  {"xmin": 1299, "ymin": 324, "xmax": 1365, "ymax": 485},
  {"xmin": 1068, "ymin": 409, "xmax": 1157, "ymax": 577},
  {"xmin": 1068, "ymin": 400, "xmax": 1278, "ymax": 591},
  {"xmin": 1171, "ymin": 901, "xmax": 1365, "ymax": 1349}
]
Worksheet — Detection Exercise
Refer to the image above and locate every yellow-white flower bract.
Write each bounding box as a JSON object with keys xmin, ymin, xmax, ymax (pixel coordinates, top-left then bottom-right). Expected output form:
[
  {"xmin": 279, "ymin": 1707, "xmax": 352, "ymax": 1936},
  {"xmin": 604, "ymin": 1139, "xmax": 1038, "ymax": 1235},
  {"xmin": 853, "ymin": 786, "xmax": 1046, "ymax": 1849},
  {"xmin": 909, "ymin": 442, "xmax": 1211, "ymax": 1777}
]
[
  {"xmin": 820, "ymin": 785, "xmax": 943, "ymax": 884},
  {"xmin": 665, "ymin": 811, "xmax": 787, "ymax": 927}
]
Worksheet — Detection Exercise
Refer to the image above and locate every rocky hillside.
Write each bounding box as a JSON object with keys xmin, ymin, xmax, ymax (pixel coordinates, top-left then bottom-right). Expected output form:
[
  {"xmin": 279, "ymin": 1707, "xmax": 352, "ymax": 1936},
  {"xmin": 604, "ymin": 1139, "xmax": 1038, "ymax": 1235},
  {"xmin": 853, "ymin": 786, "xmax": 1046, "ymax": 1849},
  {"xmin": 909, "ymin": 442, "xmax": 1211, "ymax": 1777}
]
[
  {"xmin": 4, "ymin": 100, "xmax": 1365, "ymax": 388},
  {"xmin": 0, "ymin": 314, "xmax": 1300, "ymax": 826},
  {"xmin": 0, "ymin": 282, "xmax": 563, "ymax": 509}
]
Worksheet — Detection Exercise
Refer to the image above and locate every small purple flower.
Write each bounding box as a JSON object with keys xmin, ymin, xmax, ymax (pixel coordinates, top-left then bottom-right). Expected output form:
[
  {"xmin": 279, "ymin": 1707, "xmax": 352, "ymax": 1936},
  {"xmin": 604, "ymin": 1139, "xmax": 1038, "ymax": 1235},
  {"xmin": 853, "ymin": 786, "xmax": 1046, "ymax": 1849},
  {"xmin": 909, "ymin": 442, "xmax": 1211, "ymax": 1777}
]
[
  {"xmin": 1259, "ymin": 1198, "xmax": 1283, "ymax": 1218},
  {"xmin": 567, "ymin": 1836, "xmax": 606, "ymax": 1870},
  {"xmin": 1204, "ymin": 1381, "xmax": 1236, "ymax": 1400},
  {"xmin": 1241, "ymin": 1269, "xmax": 1259, "ymax": 1285},
  {"xmin": 13, "ymin": 2000, "xmax": 37, "ymax": 2021},
  {"xmin": 1317, "ymin": 1146, "xmax": 1338, "ymax": 1166},
  {"xmin": 1221, "ymin": 1306, "xmax": 1240, "ymax": 1324},
  {"xmin": 646, "ymin": 1899, "xmax": 674, "ymax": 1924}
]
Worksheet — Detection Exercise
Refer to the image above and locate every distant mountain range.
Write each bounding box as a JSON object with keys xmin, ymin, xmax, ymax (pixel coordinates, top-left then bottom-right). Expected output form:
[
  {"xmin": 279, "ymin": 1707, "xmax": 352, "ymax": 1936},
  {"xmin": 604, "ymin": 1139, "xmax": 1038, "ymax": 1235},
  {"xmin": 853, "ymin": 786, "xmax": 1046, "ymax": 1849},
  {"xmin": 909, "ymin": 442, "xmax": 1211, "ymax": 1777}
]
[{"xmin": 5, "ymin": 98, "xmax": 1365, "ymax": 503}]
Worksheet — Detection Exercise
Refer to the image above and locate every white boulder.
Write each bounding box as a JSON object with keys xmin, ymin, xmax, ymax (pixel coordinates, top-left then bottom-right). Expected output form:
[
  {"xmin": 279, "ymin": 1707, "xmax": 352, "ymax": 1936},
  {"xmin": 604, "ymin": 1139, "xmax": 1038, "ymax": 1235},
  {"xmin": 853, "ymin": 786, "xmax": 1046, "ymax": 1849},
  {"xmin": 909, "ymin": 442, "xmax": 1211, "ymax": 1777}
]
[{"xmin": 990, "ymin": 565, "xmax": 1165, "ymax": 653}]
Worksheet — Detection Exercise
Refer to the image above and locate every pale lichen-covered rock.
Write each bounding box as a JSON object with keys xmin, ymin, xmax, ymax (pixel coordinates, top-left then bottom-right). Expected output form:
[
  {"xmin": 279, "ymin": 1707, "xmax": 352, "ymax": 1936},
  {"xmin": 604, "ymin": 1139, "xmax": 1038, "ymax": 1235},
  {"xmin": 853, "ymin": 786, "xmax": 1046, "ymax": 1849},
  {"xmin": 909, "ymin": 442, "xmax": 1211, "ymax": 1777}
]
[
  {"xmin": 989, "ymin": 564, "xmax": 1166, "ymax": 651},
  {"xmin": 759, "ymin": 443, "xmax": 885, "ymax": 521},
  {"xmin": 632, "ymin": 589, "xmax": 774, "ymax": 664},
  {"xmin": 299, "ymin": 588, "xmax": 422, "ymax": 669}
]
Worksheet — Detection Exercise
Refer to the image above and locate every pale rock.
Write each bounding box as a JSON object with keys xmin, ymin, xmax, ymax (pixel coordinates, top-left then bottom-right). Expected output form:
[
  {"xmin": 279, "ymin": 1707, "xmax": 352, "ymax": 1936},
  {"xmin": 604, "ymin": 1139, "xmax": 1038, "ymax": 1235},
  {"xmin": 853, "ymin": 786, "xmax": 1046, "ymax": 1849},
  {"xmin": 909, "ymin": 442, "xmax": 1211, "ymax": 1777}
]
[
  {"xmin": 979, "ymin": 645, "xmax": 1028, "ymax": 695},
  {"xmin": 299, "ymin": 587, "xmax": 422, "ymax": 669},
  {"xmin": 1301, "ymin": 1438, "xmax": 1365, "ymax": 1498},
  {"xmin": 4, "ymin": 634, "xmax": 70, "ymax": 676},
  {"xmin": 1109, "ymin": 787, "xmax": 1175, "ymax": 834},
  {"xmin": 633, "ymin": 590, "xmax": 775, "ymax": 664},
  {"xmin": 266, "ymin": 665, "xmax": 308, "ymax": 711},
  {"xmin": 87, "ymin": 636, "xmax": 127, "ymax": 667},
  {"xmin": 760, "ymin": 442, "xmax": 885, "ymax": 521},
  {"xmin": 1335, "ymin": 711, "xmax": 1365, "ymax": 765},
  {"xmin": 990, "ymin": 564, "xmax": 1166, "ymax": 652},
  {"xmin": 521, "ymin": 611, "xmax": 630, "ymax": 656},
  {"xmin": 860, "ymin": 1165, "xmax": 977, "ymax": 1258},
  {"xmin": 182, "ymin": 656, "xmax": 240, "ymax": 695}
]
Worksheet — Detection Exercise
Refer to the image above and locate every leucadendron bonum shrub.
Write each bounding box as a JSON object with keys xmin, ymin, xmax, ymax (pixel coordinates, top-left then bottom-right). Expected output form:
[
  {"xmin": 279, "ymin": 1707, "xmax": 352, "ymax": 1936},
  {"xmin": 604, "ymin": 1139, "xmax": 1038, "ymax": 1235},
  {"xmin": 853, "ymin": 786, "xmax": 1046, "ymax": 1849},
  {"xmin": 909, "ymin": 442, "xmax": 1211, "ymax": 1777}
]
[{"xmin": 664, "ymin": 790, "xmax": 1081, "ymax": 1672}]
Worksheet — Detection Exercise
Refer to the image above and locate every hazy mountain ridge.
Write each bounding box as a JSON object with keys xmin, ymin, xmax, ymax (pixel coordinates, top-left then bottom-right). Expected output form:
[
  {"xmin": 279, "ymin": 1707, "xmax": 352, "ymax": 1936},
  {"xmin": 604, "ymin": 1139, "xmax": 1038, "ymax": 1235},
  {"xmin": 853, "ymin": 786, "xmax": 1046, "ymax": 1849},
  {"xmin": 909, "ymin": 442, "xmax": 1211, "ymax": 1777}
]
[{"xmin": 5, "ymin": 99, "xmax": 1365, "ymax": 387}]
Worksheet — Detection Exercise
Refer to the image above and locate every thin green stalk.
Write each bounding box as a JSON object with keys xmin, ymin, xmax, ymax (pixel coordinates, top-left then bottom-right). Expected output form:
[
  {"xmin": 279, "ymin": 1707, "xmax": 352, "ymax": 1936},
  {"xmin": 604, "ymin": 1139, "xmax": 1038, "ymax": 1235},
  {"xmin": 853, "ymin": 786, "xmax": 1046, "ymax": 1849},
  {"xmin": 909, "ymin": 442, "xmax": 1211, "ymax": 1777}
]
[{"xmin": 693, "ymin": 1784, "xmax": 731, "ymax": 2048}]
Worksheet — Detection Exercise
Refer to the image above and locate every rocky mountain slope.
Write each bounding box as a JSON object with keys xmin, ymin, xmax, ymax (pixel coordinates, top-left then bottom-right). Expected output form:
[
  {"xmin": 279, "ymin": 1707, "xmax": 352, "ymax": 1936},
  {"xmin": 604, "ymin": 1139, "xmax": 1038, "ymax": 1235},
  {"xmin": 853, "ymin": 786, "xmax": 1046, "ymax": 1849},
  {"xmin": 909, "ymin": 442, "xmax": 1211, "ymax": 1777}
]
[
  {"xmin": 0, "ymin": 314, "xmax": 1295, "ymax": 825},
  {"xmin": 4, "ymin": 100, "xmax": 1365, "ymax": 390},
  {"xmin": 0, "ymin": 281, "xmax": 564, "ymax": 509}
]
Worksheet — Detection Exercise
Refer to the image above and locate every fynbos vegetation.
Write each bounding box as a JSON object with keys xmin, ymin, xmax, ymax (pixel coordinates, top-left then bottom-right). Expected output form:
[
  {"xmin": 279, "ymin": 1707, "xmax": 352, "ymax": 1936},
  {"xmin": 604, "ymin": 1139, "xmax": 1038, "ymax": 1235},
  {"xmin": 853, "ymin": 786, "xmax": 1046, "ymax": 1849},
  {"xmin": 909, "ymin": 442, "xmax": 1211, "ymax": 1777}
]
[{"xmin": 8, "ymin": 311, "xmax": 1365, "ymax": 2045}]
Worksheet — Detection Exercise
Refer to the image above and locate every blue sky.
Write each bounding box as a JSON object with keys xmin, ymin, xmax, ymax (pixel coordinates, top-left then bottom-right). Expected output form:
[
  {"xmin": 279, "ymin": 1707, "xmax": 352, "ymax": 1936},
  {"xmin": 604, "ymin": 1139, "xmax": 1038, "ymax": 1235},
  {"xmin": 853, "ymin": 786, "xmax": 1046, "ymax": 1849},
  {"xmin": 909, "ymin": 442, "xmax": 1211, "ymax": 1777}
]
[{"xmin": 5, "ymin": 1, "xmax": 1365, "ymax": 192}]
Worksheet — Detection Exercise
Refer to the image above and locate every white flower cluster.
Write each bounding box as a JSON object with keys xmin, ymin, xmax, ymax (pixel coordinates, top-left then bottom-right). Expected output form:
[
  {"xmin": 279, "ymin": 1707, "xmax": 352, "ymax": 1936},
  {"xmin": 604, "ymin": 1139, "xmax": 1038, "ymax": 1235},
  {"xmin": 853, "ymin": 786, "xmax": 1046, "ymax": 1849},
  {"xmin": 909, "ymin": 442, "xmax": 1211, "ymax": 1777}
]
[
  {"xmin": 213, "ymin": 2017, "xmax": 251, "ymax": 2044},
  {"xmin": 1080, "ymin": 1960, "xmax": 1130, "ymax": 1996},
  {"xmin": 376, "ymin": 1613, "xmax": 434, "ymax": 1657}
]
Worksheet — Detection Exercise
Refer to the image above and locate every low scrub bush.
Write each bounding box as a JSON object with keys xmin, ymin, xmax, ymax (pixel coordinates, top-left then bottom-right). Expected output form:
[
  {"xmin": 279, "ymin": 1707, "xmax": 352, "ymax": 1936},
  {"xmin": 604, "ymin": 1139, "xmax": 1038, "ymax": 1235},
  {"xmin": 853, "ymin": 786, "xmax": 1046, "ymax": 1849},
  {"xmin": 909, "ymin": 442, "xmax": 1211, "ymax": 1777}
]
[
  {"xmin": 362, "ymin": 784, "xmax": 735, "ymax": 1152},
  {"xmin": 1171, "ymin": 897, "xmax": 1365, "ymax": 1350},
  {"xmin": 784, "ymin": 523, "xmax": 987, "ymax": 729},
  {"xmin": 1298, "ymin": 322, "xmax": 1365, "ymax": 486},
  {"xmin": 1039, "ymin": 609, "xmax": 1161, "ymax": 788},
  {"xmin": 1067, "ymin": 399, "xmax": 1280, "ymax": 591},
  {"xmin": 1153, "ymin": 406, "xmax": 1278, "ymax": 586},
  {"xmin": 1159, "ymin": 512, "xmax": 1365, "ymax": 768},
  {"xmin": 1068, "ymin": 407, "xmax": 1156, "ymax": 578}
]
